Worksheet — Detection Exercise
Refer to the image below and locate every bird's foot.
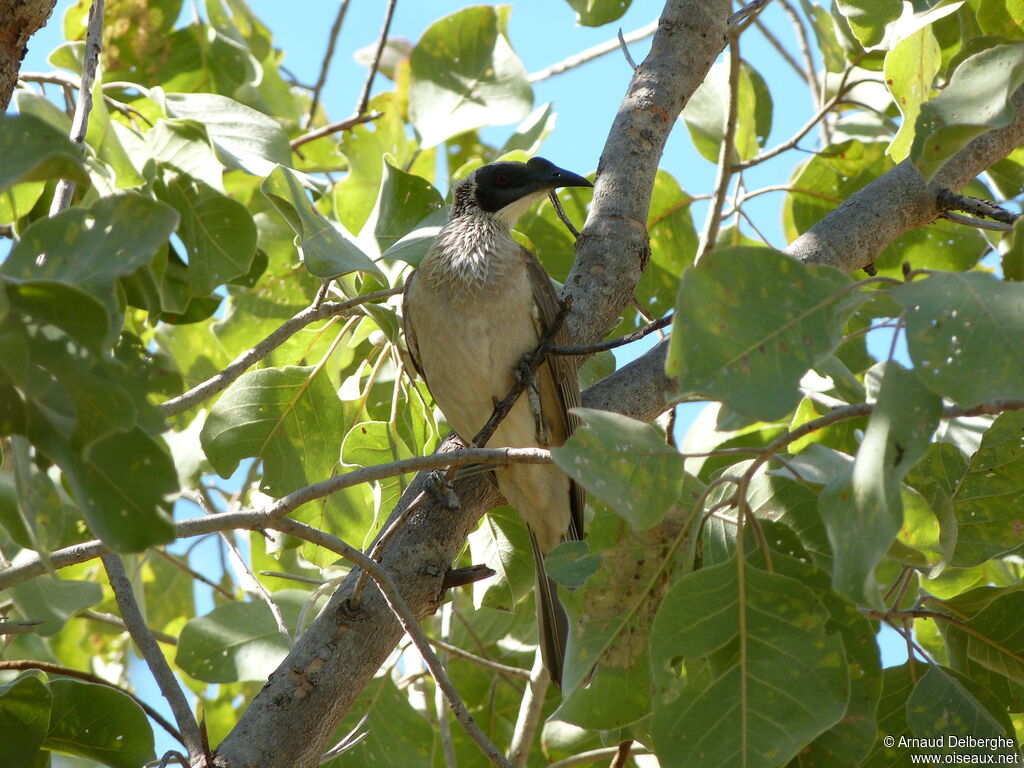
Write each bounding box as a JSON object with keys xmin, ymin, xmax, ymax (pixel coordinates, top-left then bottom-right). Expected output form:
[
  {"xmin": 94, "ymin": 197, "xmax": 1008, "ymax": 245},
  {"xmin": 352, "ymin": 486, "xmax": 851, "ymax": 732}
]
[
  {"xmin": 424, "ymin": 469, "xmax": 460, "ymax": 511},
  {"xmin": 514, "ymin": 356, "xmax": 549, "ymax": 446}
]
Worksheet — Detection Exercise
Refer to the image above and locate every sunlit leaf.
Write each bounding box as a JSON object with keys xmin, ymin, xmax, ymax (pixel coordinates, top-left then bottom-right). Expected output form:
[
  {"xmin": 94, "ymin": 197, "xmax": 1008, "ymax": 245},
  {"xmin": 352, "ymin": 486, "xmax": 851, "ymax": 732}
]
[{"xmin": 409, "ymin": 6, "xmax": 532, "ymax": 148}]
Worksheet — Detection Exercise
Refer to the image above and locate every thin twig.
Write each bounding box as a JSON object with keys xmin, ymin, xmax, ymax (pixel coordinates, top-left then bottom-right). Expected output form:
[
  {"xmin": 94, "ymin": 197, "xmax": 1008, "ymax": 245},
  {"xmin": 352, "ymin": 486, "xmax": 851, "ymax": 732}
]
[
  {"xmin": 10, "ymin": 398, "xmax": 1024, "ymax": 592},
  {"xmin": 548, "ymin": 189, "xmax": 582, "ymax": 238},
  {"xmin": 731, "ymin": 79, "xmax": 857, "ymax": 171},
  {"xmin": 727, "ymin": 0, "xmax": 772, "ymax": 28},
  {"xmin": 436, "ymin": 602, "xmax": 458, "ymax": 768},
  {"xmin": 617, "ymin": 29, "xmax": 639, "ymax": 70},
  {"xmin": 547, "ymin": 746, "xmax": 654, "ymax": 768},
  {"xmin": 940, "ymin": 212, "xmax": 1014, "ymax": 232},
  {"xmin": 354, "ymin": 0, "xmax": 398, "ymax": 117},
  {"xmin": 193, "ymin": 490, "xmax": 291, "ymax": 648},
  {"xmin": 50, "ymin": 0, "xmax": 105, "ymax": 214},
  {"xmin": 548, "ymin": 314, "xmax": 672, "ymax": 356},
  {"xmin": 936, "ymin": 190, "xmax": 1018, "ymax": 224},
  {"xmin": 696, "ymin": 30, "xmax": 742, "ymax": 262},
  {"xmin": 428, "ymin": 637, "xmax": 531, "ymax": 680},
  {"xmin": 101, "ymin": 554, "xmax": 205, "ymax": 762},
  {"xmin": 508, "ymin": 651, "xmax": 549, "ymax": 768},
  {"xmin": 266, "ymin": 518, "xmax": 514, "ymax": 768},
  {"xmin": 158, "ymin": 286, "xmax": 401, "ymax": 416},
  {"xmin": 610, "ymin": 741, "xmax": 634, "ymax": 768},
  {"xmin": 290, "ymin": 110, "xmax": 384, "ymax": 149},
  {"xmin": 777, "ymin": 0, "xmax": 821, "ymax": 105},
  {"xmin": 305, "ymin": 0, "xmax": 352, "ymax": 129},
  {"xmin": 528, "ymin": 21, "xmax": 658, "ymax": 83},
  {"xmin": 0, "ymin": 660, "xmax": 183, "ymax": 745},
  {"xmin": 80, "ymin": 608, "xmax": 178, "ymax": 645}
]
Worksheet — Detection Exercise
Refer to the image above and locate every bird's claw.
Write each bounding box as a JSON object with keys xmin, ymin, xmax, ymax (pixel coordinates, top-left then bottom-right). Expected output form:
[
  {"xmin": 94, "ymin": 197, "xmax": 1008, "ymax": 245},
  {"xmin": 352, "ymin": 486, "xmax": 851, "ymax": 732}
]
[{"xmin": 515, "ymin": 355, "xmax": 549, "ymax": 446}]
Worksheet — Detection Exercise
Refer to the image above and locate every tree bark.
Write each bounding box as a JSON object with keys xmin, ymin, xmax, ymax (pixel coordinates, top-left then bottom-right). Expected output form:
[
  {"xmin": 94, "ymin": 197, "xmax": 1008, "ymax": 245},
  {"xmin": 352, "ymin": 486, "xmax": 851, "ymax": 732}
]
[
  {"xmin": 0, "ymin": 0, "xmax": 56, "ymax": 111},
  {"xmin": 785, "ymin": 86, "xmax": 1024, "ymax": 273}
]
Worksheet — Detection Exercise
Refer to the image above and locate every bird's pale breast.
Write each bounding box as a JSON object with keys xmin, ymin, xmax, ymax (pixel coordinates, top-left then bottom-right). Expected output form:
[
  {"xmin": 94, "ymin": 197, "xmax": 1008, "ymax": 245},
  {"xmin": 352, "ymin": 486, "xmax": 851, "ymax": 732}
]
[{"xmin": 407, "ymin": 238, "xmax": 572, "ymax": 549}]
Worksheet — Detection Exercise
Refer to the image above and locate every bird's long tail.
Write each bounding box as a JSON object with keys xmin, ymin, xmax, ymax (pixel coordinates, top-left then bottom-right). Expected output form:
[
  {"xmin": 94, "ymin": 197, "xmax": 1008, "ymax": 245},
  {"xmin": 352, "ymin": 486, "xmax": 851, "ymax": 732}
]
[{"xmin": 530, "ymin": 529, "xmax": 569, "ymax": 688}]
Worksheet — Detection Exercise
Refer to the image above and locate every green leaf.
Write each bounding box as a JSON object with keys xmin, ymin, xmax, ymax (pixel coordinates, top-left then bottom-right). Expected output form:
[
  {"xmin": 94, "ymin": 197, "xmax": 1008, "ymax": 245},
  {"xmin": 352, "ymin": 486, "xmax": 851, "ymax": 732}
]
[
  {"xmin": 834, "ymin": 0, "xmax": 902, "ymax": 48},
  {"xmin": 500, "ymin": 102, "xmax": 557, "ymax": 155},
  {"xmin": 565, "ymin": 0, "xmax": 632, "ymax": 26},
  {"xmin": 555, "ymin": 509, "xmax": 664, "ymax": 730},
  {"xmin": 0, "ymin": 182, "xmax": 45, "ymax": 225},
  {"xmin": 43, "ymin": 678, "xmax": 155, "ymax": 768},
  {"xmin": 408, "ymin": 6, "xmax": 533, "ymax": 148},
  {"xmin": 682, "ymin": 61, "xmax": 771, "ymax": 164},
  {"xmin": 891, "ymin": 271, "xmax": 1024, "ymax": 405},
  {"xmin": 906, "ymin": 666, "xmax": 1010, "ymax": 746},
  {"xmin": 328, "ymin": 676, "xmax": 435, "ymax": 766},
  {"xmin": 0, "ymin": 672, "xmax": 51, "ymax": 768},
  {"xmin": 861, "ymin": 664, "xmax": 915, "ymax": 763},
  {"xmin": 0, "ymin": 114, "xmax": 89, "ymax": 194},
  {"xmin": 162, "ymin": 91, "xmax": 292, "ymax": 175},
  {"xmin": 2, "ymin": 194, "xmax": 178, "ymax": 345},
  {"xmin": 144, "ymin": 118, "xmax": 225, "ymax": 191},
  {"xmin": 667, "ymin": 248, "xmax": 858, "ymax": 421},
  {"xmin": 261, "ymin": 165, "xmax": 383, "ymax": 280},
  {"xmin": 333, "ymin": 92, "xmax": 421, "ymax": 235},
  {"xmin": 650, "ymin": 560, "xmax": 849, "ymax": 768},
  {"xmin": 7, "ymin": 576, "xmax": 102, "ymax": 637},
  {"xmin": 947, "ymin": 411, "xmax": 1024, "ymax": 566},
  {"xmin": 801, "ymin": 0, "xmax": 847, "ymax": 73},
  {"xmin": 200, "ymin": 365, "xmax": 347, "ymax": 496},
  {"xmin": 154, "ymin": 172, "xmax": 257, "ymax": 294},
  {"xmin": 362, "ymin": 157, "xmax": 443, "ymax": 258},
  {"xmin": 966, "ymin": 591, "xmax": 1024, "ymax": 684},
  {"xmin": 70, "ymin": 428, "xmax": 178, "ymax": 551},
  {"xmin": 552, "ymin": 408, "xmax": 697, "ymax": 530},
  {"xmin": 884, "ymin": 26, "xmax": 941, "ymax": 162},
  {"xmin": 640, "ymin": 170, "xmax": 698, "ymax": 318},
  {"xmin": 467, "ymin": 506, "xmax": 534, "ymax": 611},
  {"xmin": 176, "ymin": 590, "xmax": 318, "ymax": 682},
  {"xmin": 819, "ymin": 362, "xmax": 942, "ymax": 606},
  {"xmin": 911, "ymin": 42, "xmax": 1024, "ymax": 180},
  {"xmin": 3, "ymin": 282, "xmax": 110, "ymax": 357}
]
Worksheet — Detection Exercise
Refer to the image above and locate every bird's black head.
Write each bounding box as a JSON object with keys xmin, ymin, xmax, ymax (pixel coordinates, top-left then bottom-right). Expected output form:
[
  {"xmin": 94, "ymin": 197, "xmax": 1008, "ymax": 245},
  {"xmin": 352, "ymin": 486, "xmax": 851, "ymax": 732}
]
[{"xmin": 452, "ymin": 157, "xmax": 592, "ymax": 223}]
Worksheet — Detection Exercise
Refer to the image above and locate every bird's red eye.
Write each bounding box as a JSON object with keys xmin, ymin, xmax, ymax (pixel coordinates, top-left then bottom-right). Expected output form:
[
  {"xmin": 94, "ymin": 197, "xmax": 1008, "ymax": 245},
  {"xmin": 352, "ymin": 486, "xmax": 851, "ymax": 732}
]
[{"xmin": 494, "ymin": 173, "xmax": 511, "ymax": 188}]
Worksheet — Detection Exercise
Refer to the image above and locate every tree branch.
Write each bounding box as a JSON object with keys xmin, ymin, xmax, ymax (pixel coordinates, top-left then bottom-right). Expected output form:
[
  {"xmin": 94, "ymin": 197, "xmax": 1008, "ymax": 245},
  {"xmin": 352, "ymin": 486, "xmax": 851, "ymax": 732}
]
[
  {"xmin": 49, "ymin": 0, "xmax": 103, "ymax": 214},
  {"xmin": 786, "ymin": 85, "xmax": 1024, "ymax": 273},
  {"xmin": 158, "ymin": 287, "xmax": 401, "ymax": 417},
  {"xmin": 565, "ymin": 0, "xmax": 731, "ymax": 346},
  {"xmin": 101, "ymin": 554, "xmax": 205, "ymax": 762},
  {"xmin": 0, "ymin": 0, "xmax": 56, "ymax": 111}
]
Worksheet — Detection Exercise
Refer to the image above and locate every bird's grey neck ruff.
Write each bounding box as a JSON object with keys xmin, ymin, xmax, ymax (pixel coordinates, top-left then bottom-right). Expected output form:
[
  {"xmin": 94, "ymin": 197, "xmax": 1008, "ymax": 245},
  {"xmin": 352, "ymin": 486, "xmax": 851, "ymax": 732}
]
[{"xmin": 422, "ymin": 173, "xmax": 516, "ymax": 302}]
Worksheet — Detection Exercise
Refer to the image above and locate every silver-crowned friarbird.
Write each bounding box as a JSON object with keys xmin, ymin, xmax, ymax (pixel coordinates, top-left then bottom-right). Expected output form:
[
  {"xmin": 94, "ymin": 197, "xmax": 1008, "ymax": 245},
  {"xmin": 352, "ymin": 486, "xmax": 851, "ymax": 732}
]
[{"xmin": 402, "ymin": 156, "xmax": 591, "ymax": 687}]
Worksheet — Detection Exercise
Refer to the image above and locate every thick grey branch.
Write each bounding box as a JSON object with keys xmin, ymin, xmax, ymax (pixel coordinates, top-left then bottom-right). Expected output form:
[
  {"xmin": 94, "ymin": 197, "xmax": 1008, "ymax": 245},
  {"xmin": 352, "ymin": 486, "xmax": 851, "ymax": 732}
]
[
  {"xmin": 565, "ymin": 0, "xmax": 730, "ymax": 345},
  {"xmin": 786, "ymin": 86, "xmax": 1024, "ymax": 273}
]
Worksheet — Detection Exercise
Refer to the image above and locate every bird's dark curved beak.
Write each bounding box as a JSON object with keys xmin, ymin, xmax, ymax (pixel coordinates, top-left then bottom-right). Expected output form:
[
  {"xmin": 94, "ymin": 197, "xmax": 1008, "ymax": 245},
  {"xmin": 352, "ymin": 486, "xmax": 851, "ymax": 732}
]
[{"xmin": 525, "ymin": 157, "xmax": 593, "ymax": 191}]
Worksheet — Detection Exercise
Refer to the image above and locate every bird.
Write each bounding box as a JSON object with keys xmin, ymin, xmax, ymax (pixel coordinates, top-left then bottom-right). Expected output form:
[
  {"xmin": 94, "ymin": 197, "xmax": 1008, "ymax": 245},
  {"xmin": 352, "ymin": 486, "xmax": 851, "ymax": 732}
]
[{"xmin": 402, "ymin": 156, "xmax": 591, "ymax": 687}]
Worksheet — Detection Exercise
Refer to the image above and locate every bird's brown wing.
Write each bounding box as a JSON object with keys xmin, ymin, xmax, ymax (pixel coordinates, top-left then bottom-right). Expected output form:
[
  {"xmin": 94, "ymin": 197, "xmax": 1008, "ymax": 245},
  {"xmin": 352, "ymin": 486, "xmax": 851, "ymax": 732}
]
[
  {"xmin": 401, "ymin": 270, "xmax": 426, "ymax": 381},
  {"xmin": 520, "ymin": 246, "xmax": 585, "ymax": 542}
]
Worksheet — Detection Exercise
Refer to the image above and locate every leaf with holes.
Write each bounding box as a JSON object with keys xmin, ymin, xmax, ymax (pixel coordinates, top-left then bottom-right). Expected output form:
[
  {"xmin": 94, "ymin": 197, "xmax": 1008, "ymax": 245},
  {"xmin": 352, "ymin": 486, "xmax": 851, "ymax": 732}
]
[{"xmin": 891, "ymin": 271, "xmax": 1024, "ymax": 405}]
